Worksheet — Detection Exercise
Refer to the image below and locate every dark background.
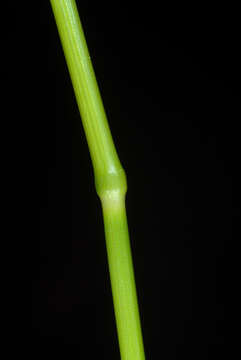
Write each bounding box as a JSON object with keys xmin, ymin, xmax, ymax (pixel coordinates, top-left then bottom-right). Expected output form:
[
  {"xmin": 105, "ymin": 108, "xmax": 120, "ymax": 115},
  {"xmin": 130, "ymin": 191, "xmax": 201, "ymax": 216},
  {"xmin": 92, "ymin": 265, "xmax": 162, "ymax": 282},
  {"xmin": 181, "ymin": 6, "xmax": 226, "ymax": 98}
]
[{"xmin": 25, "ymin": 1, "xmax": 240, "ymax": 359}]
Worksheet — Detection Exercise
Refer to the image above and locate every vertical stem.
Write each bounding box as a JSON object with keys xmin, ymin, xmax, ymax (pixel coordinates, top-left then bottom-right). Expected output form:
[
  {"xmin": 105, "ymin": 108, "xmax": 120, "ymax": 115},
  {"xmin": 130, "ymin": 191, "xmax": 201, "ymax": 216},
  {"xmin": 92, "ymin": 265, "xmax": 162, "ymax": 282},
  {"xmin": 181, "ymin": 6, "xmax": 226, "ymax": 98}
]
[
  {"xmin": 50, "ymin": 1, "xmax": 145, "ymax": 358},
  {"xmin": 101, "ymin": 192, "xmax": 145, "ymax": 360}
]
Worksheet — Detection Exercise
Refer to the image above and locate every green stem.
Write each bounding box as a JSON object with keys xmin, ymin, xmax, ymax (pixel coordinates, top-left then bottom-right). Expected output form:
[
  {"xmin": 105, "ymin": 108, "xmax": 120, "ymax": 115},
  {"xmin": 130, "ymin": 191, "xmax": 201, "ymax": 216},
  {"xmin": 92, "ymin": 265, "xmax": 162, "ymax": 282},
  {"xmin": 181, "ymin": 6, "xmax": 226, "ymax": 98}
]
[
  {"xmin": 102, "ymin": 193, "xmax": 145, "ymax": 360},
  {"xmin": 50, "ymin": 1, "xmax": 145, "ymax": 359}
]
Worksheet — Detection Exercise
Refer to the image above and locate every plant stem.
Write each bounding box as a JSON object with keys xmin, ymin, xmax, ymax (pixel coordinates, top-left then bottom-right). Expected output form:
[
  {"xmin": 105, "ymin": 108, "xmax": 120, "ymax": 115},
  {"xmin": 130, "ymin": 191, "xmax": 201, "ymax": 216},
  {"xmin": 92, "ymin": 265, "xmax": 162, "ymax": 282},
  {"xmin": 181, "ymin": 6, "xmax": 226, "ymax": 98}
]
[{"xmin": 50, "ymin": 1, "xmax": 145, "ymax": 359}]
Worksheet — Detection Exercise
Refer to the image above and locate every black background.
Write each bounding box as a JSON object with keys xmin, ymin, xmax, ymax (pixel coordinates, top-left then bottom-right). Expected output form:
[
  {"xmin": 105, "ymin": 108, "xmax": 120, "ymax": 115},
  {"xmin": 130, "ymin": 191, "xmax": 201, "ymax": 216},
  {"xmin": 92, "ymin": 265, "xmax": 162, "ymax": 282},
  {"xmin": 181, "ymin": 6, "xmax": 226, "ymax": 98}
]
[{"xmin": 22, "ymin": 1, "xmax": 240, "ymax": 359}]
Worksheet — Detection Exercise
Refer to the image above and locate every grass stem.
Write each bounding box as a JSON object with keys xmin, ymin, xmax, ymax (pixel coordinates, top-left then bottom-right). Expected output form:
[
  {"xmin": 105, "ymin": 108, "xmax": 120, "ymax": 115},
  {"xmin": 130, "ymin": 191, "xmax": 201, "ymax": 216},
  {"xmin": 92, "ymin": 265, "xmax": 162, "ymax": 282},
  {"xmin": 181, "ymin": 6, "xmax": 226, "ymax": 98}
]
[{"xmin": 50, "ymin": 1, "xmax": 145, "ymax": 358}]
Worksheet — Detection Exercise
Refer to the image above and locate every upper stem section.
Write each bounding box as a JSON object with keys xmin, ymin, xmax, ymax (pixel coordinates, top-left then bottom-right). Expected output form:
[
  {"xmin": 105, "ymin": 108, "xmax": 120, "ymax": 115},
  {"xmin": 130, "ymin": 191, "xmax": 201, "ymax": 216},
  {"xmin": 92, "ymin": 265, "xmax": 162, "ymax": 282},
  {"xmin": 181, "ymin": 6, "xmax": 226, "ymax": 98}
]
[{"xmin": 50, "ymin": 0, "xmax": 126, "ymax": 197}]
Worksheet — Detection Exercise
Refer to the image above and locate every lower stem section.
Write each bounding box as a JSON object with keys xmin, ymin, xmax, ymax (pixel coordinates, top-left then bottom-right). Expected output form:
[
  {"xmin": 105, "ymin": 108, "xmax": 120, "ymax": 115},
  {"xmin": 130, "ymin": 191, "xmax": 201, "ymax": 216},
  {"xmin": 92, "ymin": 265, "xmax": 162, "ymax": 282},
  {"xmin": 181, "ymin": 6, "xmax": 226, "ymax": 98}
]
[{"xmin": 101, "ymin": 193, "xmax": 145, "ymax": 360}]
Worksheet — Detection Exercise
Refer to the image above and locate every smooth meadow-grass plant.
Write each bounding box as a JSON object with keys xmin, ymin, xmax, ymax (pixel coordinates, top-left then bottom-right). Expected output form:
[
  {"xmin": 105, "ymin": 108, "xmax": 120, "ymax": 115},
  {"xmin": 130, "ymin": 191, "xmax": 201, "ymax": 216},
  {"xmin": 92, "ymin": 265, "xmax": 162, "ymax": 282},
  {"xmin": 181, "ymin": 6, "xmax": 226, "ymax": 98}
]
[{"xmin": 50, "ymin": 1, "xmax": 145, "ymax": 359}]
